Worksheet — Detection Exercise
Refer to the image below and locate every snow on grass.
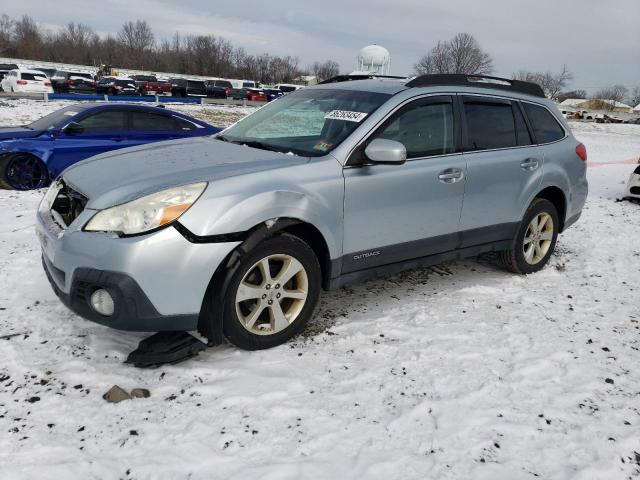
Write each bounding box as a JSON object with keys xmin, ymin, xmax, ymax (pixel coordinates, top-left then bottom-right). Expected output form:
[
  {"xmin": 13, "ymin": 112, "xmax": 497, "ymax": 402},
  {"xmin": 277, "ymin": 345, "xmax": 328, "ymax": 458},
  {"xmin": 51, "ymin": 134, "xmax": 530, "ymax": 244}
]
[{"xmin": 0, "ymin": 100, "xmax": 639, "ymax": 479}]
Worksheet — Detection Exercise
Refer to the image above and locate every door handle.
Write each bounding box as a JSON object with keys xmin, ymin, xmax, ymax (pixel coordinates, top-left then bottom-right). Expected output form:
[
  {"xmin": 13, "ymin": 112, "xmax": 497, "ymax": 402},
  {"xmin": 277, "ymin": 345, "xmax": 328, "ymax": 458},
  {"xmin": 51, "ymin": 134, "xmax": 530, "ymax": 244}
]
[
  {"xmin": 438, "ymin": 168, "xmax": 464, "ymax": 184},
  {"xmin": 520, "ymin": 158, "xmax": 539, "ymax": 171}
]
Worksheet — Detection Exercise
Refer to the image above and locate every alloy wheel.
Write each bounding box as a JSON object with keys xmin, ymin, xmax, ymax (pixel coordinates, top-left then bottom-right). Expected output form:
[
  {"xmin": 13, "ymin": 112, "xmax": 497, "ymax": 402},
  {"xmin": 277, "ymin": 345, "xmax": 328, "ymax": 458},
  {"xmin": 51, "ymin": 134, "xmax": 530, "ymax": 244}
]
[
  {"xmin": 235, "ymin": 254, "xmax": 309, "ymax": 335},
  {"xmin": 523, "ymin": 212, "xmax": 554, "ymax": 265}
]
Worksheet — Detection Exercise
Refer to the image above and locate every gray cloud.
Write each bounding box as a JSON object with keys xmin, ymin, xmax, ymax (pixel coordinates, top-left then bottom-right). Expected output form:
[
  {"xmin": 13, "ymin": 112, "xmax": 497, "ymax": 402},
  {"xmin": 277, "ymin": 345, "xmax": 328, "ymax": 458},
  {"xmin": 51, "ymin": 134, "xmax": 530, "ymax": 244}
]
[{"xmin": 3, "ymin": 0, "xmax": 639, "ymax": 92}]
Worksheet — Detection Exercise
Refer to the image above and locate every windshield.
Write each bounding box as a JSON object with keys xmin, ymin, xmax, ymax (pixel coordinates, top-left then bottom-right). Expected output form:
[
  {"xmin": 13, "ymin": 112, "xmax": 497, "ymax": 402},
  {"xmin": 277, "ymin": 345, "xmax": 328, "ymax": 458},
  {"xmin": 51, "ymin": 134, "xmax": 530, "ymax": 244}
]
[
  {"xmin": 219, "ymin": 88, "xmax": 390, "ymax": 156},
  {"xmin": 28, "ymin": 106, "xmax": 82, "ymax": 130}
]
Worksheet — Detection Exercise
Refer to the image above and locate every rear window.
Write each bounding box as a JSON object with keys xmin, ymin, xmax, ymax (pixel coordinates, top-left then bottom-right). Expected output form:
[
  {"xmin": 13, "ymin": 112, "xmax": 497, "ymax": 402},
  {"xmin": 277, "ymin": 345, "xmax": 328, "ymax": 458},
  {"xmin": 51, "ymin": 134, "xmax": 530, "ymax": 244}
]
[
  {"xmin": 243, "ymin": 82, "xmax": 255, "ymax": 88},
  {"xmin": 464, "ymin": 101, "xmax": 517, "ymax": 150},
  {"xmin": 215, "ymin": 80, "xmax": 232, "ymax": 88},
  {"xmin": 134, "ymin": 75, "xmax": 156, "ymax": 82},
  {"xmin": 523, "ymin": 103, "xmax": 565, "ymax": 144},
  {"xmin": 20, "ymin": 73, "xmax": 46, "ymax": 81}
]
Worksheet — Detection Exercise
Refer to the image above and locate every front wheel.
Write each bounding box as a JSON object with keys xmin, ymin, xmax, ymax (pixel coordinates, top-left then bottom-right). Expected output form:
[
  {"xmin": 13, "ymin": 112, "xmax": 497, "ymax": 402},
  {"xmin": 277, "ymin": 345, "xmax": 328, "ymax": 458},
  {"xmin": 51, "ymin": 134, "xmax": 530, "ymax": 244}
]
[
  {"xmin": 222, "ymin": 234, "xmax": 321, "ymax": 350},
  {"xmin": 0, "ymin": 153, "xmax": 50, "ymax": 190},
  {"xmin": 499, "ymin": 198, "xmax": 559, "ymax": 274}
]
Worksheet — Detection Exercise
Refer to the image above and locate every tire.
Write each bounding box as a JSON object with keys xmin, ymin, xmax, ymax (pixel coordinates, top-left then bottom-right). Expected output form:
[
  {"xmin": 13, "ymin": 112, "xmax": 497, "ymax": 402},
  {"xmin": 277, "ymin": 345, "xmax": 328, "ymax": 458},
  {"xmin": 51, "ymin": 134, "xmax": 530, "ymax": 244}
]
[
  {"xmin": 221, "ymin": 234, "xmax": 321, "ymax": 350},
  {"xmin": 499, "ymin": 198, "xmax": 559, "ymax": 274},
  {"xmin": 0, "ymin": 153, "xmax": 50, "ymax": 190}
]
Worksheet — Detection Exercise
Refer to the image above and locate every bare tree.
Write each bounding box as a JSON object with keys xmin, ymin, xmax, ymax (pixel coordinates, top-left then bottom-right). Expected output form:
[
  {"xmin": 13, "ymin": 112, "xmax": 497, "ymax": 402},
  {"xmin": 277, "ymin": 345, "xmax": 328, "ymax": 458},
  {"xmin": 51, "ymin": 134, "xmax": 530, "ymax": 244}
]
[
  {"xmin": 414, "ymin": 33, "xmax": 493, "ymax": 76},
  {"xmin": 512, "ymin": 65, "xmax": 573, "ymax": 100},
  {"xmin": 13, "ymin": 15, "xmax": 43, "ymax": 60},
  {"xmin": 592, "ymin": 85, "xmax": 629, "ymax": 111},
  {"xmin": 628, "ymin": 86, "xmax": 640, "ymax": 107},
  {"xmin": 118, "ymin": 20, "xmax": 154, "ymax": 69},
  {"xmin": 310, "ymin": 60, "xmax": 339, "ymax": 81},
  {"xmin": 0, "ymin": 14, "xmax": 13, "ymax": 56}
]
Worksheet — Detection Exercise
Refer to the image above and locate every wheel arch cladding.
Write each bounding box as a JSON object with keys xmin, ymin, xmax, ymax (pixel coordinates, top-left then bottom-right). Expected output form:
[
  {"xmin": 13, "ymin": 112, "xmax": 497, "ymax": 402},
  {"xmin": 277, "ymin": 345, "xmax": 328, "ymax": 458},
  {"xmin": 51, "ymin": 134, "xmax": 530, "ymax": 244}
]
[
  {"xmin": 196, "ymin": 217, "xmax": 331, "ymax": 344},
  {"xmin": 535, "ymin": 186, "xmax": 567, "ymax": 231}
]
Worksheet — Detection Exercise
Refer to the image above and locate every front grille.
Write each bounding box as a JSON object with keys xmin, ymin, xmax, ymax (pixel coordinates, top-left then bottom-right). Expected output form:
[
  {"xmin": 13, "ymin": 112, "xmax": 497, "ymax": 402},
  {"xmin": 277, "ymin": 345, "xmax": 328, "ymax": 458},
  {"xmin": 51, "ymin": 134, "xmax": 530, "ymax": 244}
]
[{"xmin": 51, "ymin": 182, "xmax": 88, "ymax": 228}]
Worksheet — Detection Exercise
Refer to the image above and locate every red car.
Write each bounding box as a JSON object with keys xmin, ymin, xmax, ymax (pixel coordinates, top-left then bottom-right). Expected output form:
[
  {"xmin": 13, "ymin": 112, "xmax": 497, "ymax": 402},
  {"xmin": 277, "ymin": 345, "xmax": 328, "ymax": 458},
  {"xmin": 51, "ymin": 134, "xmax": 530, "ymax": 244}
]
[{"xmin": 246, "ymin": 88, "xmax": 268, "ymax": 102}]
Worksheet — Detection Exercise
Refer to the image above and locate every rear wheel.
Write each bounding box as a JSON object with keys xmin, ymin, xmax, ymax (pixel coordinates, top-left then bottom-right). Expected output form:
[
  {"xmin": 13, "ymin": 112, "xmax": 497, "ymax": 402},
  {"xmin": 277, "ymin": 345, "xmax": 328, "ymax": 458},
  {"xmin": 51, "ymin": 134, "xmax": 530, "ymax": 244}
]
[
  {"xmin": 221, "ymin": 234, "xmax": 321, "ymax": 350},
  {"xmin": 500, "ymin": 198, "xmax": 559, "ymax": 274},
  {"xmin": 0, "ymin": 153, "xmax": 50, "ymax": 190}
]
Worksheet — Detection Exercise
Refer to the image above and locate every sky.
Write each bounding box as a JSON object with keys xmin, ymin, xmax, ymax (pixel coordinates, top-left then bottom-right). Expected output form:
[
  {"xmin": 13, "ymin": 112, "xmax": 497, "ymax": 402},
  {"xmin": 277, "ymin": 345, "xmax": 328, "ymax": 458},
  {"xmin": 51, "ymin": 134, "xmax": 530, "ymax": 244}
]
[{"xmin": 2, "ymin": 0, "xmax": 639, "ymax": 93}]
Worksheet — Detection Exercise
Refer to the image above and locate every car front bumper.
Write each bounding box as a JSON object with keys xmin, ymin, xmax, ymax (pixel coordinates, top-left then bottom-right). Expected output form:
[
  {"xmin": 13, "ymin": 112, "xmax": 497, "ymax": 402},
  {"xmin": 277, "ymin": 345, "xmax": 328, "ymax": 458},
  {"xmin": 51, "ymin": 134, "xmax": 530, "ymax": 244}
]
[{"xmin": 36, "ymin": 211, "xmax": 240, "ymax": 331}]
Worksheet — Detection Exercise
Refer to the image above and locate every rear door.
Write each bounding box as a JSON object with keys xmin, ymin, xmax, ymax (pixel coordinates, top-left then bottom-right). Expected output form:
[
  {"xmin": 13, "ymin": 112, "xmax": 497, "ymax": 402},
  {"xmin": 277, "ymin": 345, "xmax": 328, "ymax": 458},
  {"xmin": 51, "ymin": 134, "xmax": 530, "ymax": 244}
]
[
  {"xmin": 342, "ymin": 95, "xmax": 466, "ymax": 273},
  {"xmin": 458, "ymin": 95, "xmax": 541, "ymax": 247},
  {"xmin": 48, "ymin": 109, "xmax": 131, "ymax": 176}
]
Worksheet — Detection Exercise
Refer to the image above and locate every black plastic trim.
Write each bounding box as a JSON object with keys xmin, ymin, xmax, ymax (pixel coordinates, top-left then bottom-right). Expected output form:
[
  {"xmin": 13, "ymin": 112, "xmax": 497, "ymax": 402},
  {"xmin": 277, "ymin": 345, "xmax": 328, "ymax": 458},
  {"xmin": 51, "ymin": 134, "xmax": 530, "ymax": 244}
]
[
  {"xmin": 318, "ymin": 74, "xmax": 406, "ymax": 84},
  {"xmin": 406, "ymin": 74, "xmax": 545, "ymax": 98},
  {"xmin": 173, "ymin": 222, "xmax": 248, "ymax": 244}
]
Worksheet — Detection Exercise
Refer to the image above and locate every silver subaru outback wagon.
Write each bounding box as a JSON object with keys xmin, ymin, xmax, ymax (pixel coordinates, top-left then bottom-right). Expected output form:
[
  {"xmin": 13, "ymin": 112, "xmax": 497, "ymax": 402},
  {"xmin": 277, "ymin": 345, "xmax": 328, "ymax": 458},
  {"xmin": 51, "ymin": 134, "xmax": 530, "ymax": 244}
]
[{"xmin": 36, "ymin": 74, "xmax": 588, "ymax": 350}]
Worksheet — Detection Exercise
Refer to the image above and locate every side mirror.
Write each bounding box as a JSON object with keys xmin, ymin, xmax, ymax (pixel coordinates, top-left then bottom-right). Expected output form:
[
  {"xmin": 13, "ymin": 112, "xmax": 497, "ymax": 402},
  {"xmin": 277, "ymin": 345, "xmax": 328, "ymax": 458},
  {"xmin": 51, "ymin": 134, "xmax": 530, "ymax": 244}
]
[
  {"xmin": 63, "ymin": 122, "xmax": 84, "ymax": 135},
  {"xmin": 364, "ymin": 138, "xmax": 407, "ymax": 165}
]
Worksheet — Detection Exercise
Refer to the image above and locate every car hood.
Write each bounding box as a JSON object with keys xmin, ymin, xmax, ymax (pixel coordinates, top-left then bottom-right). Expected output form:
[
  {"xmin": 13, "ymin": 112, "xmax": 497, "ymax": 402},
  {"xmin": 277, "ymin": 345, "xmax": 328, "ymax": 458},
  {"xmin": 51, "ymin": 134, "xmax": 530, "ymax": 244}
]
[
  {"xmin": 0, "ymin": 127, "xmax": 44, "ymax": 141},
  {"xmin": 62, "ymin": 136, "xmax": 310, "ymax": 209}
]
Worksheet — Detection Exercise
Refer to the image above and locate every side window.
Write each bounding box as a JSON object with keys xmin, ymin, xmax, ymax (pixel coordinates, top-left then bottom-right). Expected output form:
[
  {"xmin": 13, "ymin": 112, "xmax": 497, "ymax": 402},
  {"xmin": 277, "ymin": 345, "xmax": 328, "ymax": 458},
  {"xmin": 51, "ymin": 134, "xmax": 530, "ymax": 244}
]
[
  {"xmin": 374, "ymin": 100, "xmax": 455, "ymax": 159},
  {"xmin": 174, "ymin": 117, "xmax": 197, "ymax": 130},
  {"xmin": 513, "ymin": 102, "xmax": 532, "ymax": 146},
  {"xmin": 464, "ymin": 100, "xmax": 516, "ymax": 150},
  {"xmin": 76, "ymin": 111, "xmax": 127, "ymax": 132},
  {"xmin": 130, "ymin": 112, "xmax": 178, "ymax": 131},
  {"xmin": 523, "ymin": 103, "xmax": 565, "ymax": 143}
]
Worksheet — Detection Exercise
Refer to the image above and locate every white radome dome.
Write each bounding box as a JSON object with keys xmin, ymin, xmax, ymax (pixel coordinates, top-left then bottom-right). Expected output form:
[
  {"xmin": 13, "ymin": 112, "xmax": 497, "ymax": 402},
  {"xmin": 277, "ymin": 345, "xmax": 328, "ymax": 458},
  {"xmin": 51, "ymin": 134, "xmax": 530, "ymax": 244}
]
[
  {"xmin": 357, "ymin": 45, "xmax": 390, "ymax": 67},
  {"xmin": 356, "ymin": 45, "xmax": 391, "ymax": 74}
]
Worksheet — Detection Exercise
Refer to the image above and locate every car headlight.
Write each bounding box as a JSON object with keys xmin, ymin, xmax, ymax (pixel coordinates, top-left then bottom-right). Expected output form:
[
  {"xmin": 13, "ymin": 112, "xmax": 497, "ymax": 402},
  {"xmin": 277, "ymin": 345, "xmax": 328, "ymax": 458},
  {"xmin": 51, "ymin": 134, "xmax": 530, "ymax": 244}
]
[{"xmin": 84, "ymin": 182, "xmax": 207, "ymax": 235}]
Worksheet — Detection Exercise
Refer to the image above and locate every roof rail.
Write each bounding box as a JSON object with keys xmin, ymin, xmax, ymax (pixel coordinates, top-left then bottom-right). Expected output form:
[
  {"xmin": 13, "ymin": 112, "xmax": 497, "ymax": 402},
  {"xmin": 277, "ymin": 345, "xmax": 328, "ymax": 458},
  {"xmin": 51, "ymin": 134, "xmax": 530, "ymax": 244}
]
[
  {"xmin": 405, "ymin": 74, "xmax": 545, "ymax": 98},
  {"xmin": 318, "ymin": 74, "xmax": 406, "ymax": 85}
]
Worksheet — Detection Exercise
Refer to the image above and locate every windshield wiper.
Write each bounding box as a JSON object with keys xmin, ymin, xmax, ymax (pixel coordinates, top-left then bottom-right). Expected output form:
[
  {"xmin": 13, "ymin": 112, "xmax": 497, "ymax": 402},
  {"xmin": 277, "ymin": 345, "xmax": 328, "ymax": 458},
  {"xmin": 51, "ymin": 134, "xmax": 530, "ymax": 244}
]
[{"xmin": 238, "ymin": 140, "xmax": 284, "ymax": 153}]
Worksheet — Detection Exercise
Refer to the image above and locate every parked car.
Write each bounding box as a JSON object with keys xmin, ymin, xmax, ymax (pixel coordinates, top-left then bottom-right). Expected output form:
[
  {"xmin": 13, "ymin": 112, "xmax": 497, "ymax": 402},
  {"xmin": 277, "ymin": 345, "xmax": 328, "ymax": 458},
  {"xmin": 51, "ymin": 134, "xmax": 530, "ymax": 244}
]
[
  {"xmin": 50, "ymin": 70, "xmax": 96, "ymax": 94},
  {"xmin": 35, "ymin": 74, "xmax": 588, "ymax": 353},
  {"xmin": 229, "ymin": 80, "xmax": 258, "ymax": 100},
  {"xmin": 205, "ymin": 79, "xmax": 233, "ymax": 98},
  {"xmin": 0, "ymin": 104, "xmax": 219, "ymax": 190},
  {"xmin": 0, "ymin": 69, "xmax": 53, "ymax": 94},
  {"xmin": 131, "ymin": 75, "xmax": 172, "ymax": 96},
  {"xmin": 624, "ymin": 160, "xmax": 640, "ymax": 201},
  {"xmin": 263, "ymin": 88, "xmax": 284, "ymax": 102},
  {"xmin": 169, "ymin": 78, "xmax": 207, "ymax": 97},
  {"xmin": 0, "ymin": 63, "xmax": 18, "ymax": 83},
  {"xmin": 95, "ymin": 77, "xmax": 138, "ymax": 96},
  {"xmin": 274, "ymin": 83, "xmax": 303, "ymax": 93},
  {"xmin": 624, "ymin": 117, "xmax": 640, "ymax": 125},
  {"xmin": 245, "ymin": 88, "xmax": 268, "ymax": 102}
]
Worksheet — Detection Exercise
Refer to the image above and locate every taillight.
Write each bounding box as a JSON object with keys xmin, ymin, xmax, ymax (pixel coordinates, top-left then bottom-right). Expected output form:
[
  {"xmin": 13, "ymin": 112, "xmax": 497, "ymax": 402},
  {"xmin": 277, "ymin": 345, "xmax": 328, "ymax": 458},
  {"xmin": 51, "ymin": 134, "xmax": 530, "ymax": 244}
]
[
  {"xmin": 576, "ymin": 143, "xmax": 587, "ymax": 162},
  {"xmin": 225, "ymin": 88, "xmax": 231, "ymax": 96},
  {"xmin": 16, "ymin": 80, "xmax": 28, "ymax": 85},
  {"xmin": 44, "ymin": 81, "xmax": 51, "ymax": 86}
]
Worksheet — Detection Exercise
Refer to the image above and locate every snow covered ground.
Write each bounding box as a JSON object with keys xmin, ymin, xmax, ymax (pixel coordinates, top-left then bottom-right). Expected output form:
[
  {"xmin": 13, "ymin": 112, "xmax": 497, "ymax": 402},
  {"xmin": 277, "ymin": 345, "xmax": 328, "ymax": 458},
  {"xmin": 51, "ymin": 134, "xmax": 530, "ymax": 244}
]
[{"xmin": 0, "ymin": 100, "xmax": 639, "ymax": 480}]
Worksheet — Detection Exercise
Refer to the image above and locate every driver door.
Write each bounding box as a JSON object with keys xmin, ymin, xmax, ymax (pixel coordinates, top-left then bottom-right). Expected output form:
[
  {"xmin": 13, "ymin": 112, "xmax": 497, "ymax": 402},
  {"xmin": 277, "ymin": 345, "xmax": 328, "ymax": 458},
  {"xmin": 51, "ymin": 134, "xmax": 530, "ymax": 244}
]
[
  {"xmin": 341, "ymin": 95, "xmax": 466, "ymax": 273},
  {"xmin": 49, "ymin": 109, "xmax": 132, "ymax": 177}
]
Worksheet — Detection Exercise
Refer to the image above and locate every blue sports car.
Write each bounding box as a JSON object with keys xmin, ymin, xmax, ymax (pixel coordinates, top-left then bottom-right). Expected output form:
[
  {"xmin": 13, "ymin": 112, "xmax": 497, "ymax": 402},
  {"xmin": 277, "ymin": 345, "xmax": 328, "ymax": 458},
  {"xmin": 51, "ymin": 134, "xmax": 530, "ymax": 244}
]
[{"xmin": 0, "ymin": 103, "xmax": 220, "ymax": 190}]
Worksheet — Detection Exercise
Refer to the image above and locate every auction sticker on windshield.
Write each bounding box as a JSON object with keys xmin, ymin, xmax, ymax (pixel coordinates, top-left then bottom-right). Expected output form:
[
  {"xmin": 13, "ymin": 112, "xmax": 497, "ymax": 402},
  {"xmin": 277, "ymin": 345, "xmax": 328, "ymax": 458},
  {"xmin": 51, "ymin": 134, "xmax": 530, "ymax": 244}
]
[{"xmin": 324, "ymin": 110, "xmax": 368, "ymax": 122}]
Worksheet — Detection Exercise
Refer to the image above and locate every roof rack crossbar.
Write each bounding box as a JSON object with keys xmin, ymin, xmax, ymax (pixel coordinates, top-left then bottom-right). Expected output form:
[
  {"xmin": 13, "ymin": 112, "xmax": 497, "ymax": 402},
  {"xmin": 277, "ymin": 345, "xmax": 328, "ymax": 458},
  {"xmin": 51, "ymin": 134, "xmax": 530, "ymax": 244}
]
[
  {"xmin": 405, "ymin": 74, "xmax": 545, "ymax": 98},
  {"xmin": 318, "ymin": 74, "xmax": 407, "ymax": 85}
]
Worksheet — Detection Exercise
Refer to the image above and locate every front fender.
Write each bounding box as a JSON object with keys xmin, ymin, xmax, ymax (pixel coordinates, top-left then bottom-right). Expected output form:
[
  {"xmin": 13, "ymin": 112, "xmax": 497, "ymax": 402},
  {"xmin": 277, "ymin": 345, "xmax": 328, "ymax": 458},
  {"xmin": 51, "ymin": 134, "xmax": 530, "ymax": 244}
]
[
  {"xmin": 0, "ymin": 139, "xmax": 54, "ymax": 166},
  {"xmin": 179, "ymin": 160, "xmax": 345, "ymax": 259}
]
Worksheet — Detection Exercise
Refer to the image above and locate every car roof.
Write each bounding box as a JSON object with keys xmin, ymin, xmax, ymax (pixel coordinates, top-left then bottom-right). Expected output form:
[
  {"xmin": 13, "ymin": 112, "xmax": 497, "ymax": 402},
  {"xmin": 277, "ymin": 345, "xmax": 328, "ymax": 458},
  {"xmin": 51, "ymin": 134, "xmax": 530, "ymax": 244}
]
[{"xmin": 312, "ymin": 78, "xmax": 408, "ymax": 95}]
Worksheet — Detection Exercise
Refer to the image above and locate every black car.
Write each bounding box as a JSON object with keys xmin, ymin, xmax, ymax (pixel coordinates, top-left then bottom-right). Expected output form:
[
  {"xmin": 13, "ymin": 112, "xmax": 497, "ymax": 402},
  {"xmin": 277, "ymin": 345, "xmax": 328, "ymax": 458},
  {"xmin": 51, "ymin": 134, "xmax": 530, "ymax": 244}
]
[
  {"xmin": 169, "ymin": 78, "xmax": 207, "ymax": 97},
  {"xmin": 96, "ymin": 77, "xmax": 138, "ymax": 96},
  {"xmin": 51, "ymin": 70, "xmax": 96, "ymax": 94},
  {"xmin": 0, "ymin": 63, "xmax": 18, "ymax": 83},
  {"xmin": 205, "ymin": 79, "xmax": 232, "ymax": 98}
]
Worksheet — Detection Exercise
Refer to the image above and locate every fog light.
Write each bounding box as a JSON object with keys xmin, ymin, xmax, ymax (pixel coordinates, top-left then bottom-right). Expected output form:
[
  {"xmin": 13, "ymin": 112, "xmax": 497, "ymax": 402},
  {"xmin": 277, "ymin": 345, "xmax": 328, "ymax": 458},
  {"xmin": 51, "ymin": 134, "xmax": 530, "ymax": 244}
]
[{"xmin": 90, "ymin": 289, "xmax": 114, "ymax": 316}]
